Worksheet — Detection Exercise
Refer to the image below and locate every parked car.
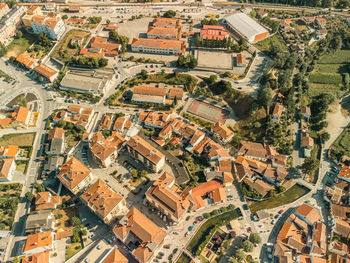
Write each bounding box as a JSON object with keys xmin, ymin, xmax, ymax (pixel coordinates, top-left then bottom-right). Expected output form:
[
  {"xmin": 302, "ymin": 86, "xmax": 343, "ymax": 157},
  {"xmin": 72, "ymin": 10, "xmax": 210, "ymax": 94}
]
[{"xmin": 278, "ymin": 209, "xmax": 284, "ymax": 214}]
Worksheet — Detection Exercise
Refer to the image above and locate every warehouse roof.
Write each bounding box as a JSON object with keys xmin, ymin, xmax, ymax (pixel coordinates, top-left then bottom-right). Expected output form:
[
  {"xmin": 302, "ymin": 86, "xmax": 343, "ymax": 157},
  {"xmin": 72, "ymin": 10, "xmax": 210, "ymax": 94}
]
[
  {"xmin": 225, "ymin": 12, "xmax": 267, "ymax": 40},
  {"xmin": 60, "ymin": 72, "xmax": 104, "ymax": 92}
]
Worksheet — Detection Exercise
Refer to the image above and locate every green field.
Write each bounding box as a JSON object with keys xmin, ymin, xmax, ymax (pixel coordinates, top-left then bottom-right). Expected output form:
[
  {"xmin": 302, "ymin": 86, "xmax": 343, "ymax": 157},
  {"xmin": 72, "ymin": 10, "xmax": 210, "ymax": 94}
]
[
  {"xmin": 309, "ymin": 49, "xmax": 350, "ymax": 87},
  {"xmin": 0, "ymin": 133, "xmax": 36, "ymax": 147},
  {"xmin": 308, "ymin": 83, "xmax": 346, "ymax": 99},
  {"xmin": 254, "ymin": 34, "xmax": 288, "ymax": 54},
  {"xmin": 5, "ymin": 31, "xmax": 36, "ymax": 58},
  {"xmin": 330, "ymin": 125, "xmax": 350, "ymax": 161},
  {"xmin": 249, "ymin": 184, "xmax": 310, "ymax": 213},
  {"xmin": 176, "ymin": 253, "xmax": 191, "ymax": 263}
]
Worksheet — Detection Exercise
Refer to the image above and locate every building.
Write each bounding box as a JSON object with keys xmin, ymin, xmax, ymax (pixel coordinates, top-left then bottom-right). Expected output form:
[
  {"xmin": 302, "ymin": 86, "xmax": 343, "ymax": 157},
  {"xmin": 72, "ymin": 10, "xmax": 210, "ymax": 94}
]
[
  {"xmin": 315, "ymin": 17, "xmax": 327, "ymax": 28},
  {"xmin": 99, "ymin": 114, "xmax": 112, "ymax": 130},
  {"xmin": 22, "ymin": 251, "xmax": 50, "ymax": 263},
  {"xmin": 200, "ymin": 25, "xmax": 228, "ymax": 41},
  {"xmin": 301, "ymin": 106, "xmax": 311, "ymax": 119},
  {"xmin": 190, "ymin": 180, "xmax": 227, "ymax": 210},
  {"xmin": 31, "ymin": 13, "xmax": 65, "ymax": 40},
  {"xmin": 25, "ymin": 210, "xmax": 54, "ymax": 234},
  {"xmin": 168, "ymin": 88, "xmax": 184, "ymax": 100},
  {"xmin": 113, "ymin": 117, "xmax": 132, "ymax": 134},
  {"xmin": 89, "ymin": 131, "xmax": 125, "ymax": 167},
  {"xmin": 53, "ymin": 105, "xmax": 94, "ymax": 130},
  {"xmin": 81, "ymin": 179, "xmax": 126, "ymax": 223},
  {"xmin": 71, "ymin": 35, "xmax": 84, "ymax": 46},
  {"xmin": 132, "ymin": 85, "xmax": 167, "ymax": 104},
  {"xmin": 147, "ymin": 26, "xmax": 181, "ymax": 40},
  {"xmin": 46, "ymin": 127, "xmax": 65, "ymax": 155},
  {"xmin": 57, "ymin": 157, "xmax": 93, "ymax": 195},
  {"xmin": 33, "ymin": 64, "xmax": 58, "ymax": 83},
  {"xmin": 131, "ymin": 38, "xmax": 185, "ymax": 55},
  {"xmin": 145, "ymin": 172, "xmax": 191, "ymax": 223},
  {"xmin": 337, "ymin": 165, "xmax": 350, "ymax": 183},
  {"xmin": 22, "ymin": 231, "xmax": 54, "ymax": 255},
  {"xmin": 0, "ymin": 5, "xmax": 26, "ymax": 44},
  {"xmin": 101, "ymin": 247, "xmax": 128, "ymax": 263},
  {"xmin": 35, "ymin": 191, "xmax": 61, "ymax": 210},
  {"xmin": 139, "ymin": 111, "xmax": 170, "ymax": 129},
  {"xmin": 22, "ymin": 5, "xmax": 43, "ymax": 28},
  {"xmin": 152, "ymin": 17, "xmax": 181, "ymax": 28},
  {"xmin": 113, "ymin": 207, "xmax": 166, "ymax": 263},
  {"xmin": 0, "ymin": 158, "xmax": 16, "ymax": 181},
  {"xmin": 60, "ymin": 71, "xmax": 109, "ymax": 94},
  {"xmin": 0, "ymin": 106, "xmax": 31, "ymax": 130},
  {"xmin": 126, "ymin": 135, "xmax": 165, "ymax": 173},
  {"xmin": 212, "ymin": 122, "xmax": 234, "ymax": 144},
  {"xmin": 15, "ymin": 53, "xmax": 37, "ymax": 70},
  {"xmin": 89, "ymin": 36, "xmax": 121, "ymax": 57},
  {"xmin": 236, "ymin": 53, "xmax": 246, "ymax": 67},
  {"xmin": 0, "ymin": 3, "xmax": 10, "ymax": 18},
  {"xmin": 224, "ymin": 12, "xmax": 268, "ymax": 43},
  {"xmin": 272, "ymin": 103, "xmax": 284, "ymax": 123}
]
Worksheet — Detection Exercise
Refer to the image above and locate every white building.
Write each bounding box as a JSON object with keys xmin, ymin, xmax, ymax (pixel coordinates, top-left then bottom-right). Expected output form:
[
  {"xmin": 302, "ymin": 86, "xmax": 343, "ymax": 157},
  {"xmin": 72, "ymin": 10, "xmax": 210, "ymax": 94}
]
[
  {"xmin": 224, "ymin": 12, "xmax": 268, "ymax": 43},
  {"xmin": 31, "ymin": 14, "xmax": 65, "ymax": 40}
]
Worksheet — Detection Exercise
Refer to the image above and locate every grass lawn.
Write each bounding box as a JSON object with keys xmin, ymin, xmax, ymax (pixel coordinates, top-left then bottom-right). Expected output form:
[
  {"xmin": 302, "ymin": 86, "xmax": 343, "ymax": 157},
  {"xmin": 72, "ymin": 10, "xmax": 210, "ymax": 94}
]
[
  {"xmin": 249, "ymin": 184, "xmax": 310, "ymax": 213},
  {"xmin": 308, "ymin": 83, "xmax": 346, "ymax": 99},
  {"xmin": 129, "ymin": 177, "xmax": 144, "ymax": 188},
  {"xmin": 5, "ymin": 31, "xmax": 36, "ymax": 58},
  {"xmin": 254, "ymin": 34, "xmax": 288, "ymax": 54},
  {"xmin": 65, "ymin": 243, "xmax": 82, "ymax": 261},
  {"xmin": 187, "ymin": 209, "xmax": 239, "ymax": 256},
  {"xmin": 0, "ymin": 133, "xmax": 36, "ymax": 147},
  {"xmin": 15, "ymin": 162, "xmax": 27, "ymax": 172},
  {"xmin": 177, "ymin": 253, "xmax": 191, "ymax": 263},
  {"xmin": 0, "ymin": 69, "xmax": 13, "ymax": 80},
  {"xmin": 330, "ymin": 125, "xmax": 350, "ymax": 160},
  {"xmin": 318, "ymin": 50, "xmax": 350, "ymax": 64},
  {"xmin": 66, "ymin": 134, "xmax": 82, "ymax": 148},
  {"xmin": 51, "ymin": 29, "xmax": 91, "ymax": 62},
  {"xmin": 0, "ymin": 183, "xmax": 22, "ymax": 230}
]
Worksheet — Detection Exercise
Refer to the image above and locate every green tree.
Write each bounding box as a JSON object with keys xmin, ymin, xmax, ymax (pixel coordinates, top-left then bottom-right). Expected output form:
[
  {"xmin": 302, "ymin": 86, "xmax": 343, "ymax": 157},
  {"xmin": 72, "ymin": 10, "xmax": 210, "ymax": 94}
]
[
  {"xmin": 242, "ymin": 240, "xmax": 254, "ymax": 253},
  {"xmin": 235, "ymin": 249, "xmax": 245, "ymax": 262},
  {"xmin": 164, "ymin": 10, "xmax": 176, "ymax": 18},
  {"xmin": 106, "ymin": 19, "xmax": 111, "ymax": 24},
  {"xmin": 249, "ymin": 233, "xmax": 262, "ymax": 244},
  {"xmin": 194, "ymin": 34, "xmax": 201, "ymax": 47},
  {"xmin": 140, "ymin": 69, "xmax": 148, "ymax": 79},
  {"xmin": 130, "ymin": 169, "xmax": 138, "ymax": 179},
  {"xmin": 15, "ymin": 30, "xmax": 23, "ymax": 39},
  {"xmin": 62, "ymin": 15, "xmax": 68, "ymax": 20},
  {"xmin": 140, "ymin": 170, "xmax": 148, "ymax": 178},
  {"xmin": 301, "ymin": 158, "xmax": 319, "ymax": 176},
  {"xmin": 203, "ymin": 213, "xmax": 210, "ymax": 219},
  {"xmin": 71, "ymin": 217, "xmax": 81, "ymax": 227},
  {"xmin": 25, "ymin": 192, "xmax": 34, "ymax": 202},
  {"xmin": 320, "ymin": 132, "xmax": 330, "ymax": 142},
  {"xmin": 257, "ymin": 86, "xmax": 272, "ymax": 111},
  {"xmin": 177, "ymin": 54, "xmax": 198, "ymax": 69}
]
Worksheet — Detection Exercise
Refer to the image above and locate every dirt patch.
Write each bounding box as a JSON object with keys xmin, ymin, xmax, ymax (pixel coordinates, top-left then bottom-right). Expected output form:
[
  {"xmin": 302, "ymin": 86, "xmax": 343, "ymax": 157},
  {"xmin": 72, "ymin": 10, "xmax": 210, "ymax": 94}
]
[
  {"xmin": 325, "ymin": 101, "xmax": 349, "ymax": 138},
  {"xmin": 6, "ymin": 93, "xmax": 37, "ymax": 108},
  {"xmin": 53, "ymin": 207, "xmax": 79, "ymax": 230},
  {"xmin": 0, "ymin": 133, "xmax": 36, "ymax": 147}
]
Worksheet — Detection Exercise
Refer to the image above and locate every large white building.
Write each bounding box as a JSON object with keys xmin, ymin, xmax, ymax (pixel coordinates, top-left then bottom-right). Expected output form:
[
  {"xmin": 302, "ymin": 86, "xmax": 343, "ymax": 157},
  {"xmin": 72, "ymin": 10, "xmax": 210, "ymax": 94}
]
[
  {"xmin": 224, "ymin": 12, "xmax": 268, "ymax": 43},
  {"xmin": 31, "ymin": 14, "xmax": 65, "ymax": 40}
]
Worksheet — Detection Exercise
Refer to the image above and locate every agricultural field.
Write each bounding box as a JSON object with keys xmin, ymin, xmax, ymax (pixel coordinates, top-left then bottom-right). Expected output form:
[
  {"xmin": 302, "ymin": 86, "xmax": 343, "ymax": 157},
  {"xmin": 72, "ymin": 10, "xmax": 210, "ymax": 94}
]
[
  {"xmin": 309, "ymin": 49, "xmax": 350, "ymax": 86},
  {"xmin": 330, "ymin": 125, "xmax": 350, "ymax": 161},
  {"xmin": 51, "ymin": 29, "xmax": 91, "ymax": 62}
]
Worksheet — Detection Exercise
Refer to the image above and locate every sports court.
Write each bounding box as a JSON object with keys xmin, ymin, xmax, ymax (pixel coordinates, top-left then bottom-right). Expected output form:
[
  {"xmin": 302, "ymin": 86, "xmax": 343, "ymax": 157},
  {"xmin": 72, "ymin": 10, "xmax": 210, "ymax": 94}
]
[
  {"xmin": 187, "ymin": 99, "xmax": 229, "ymax": 123},
  {"xmin": 196, "ymin": 50, "xmax": 233, "ymax": 70}
]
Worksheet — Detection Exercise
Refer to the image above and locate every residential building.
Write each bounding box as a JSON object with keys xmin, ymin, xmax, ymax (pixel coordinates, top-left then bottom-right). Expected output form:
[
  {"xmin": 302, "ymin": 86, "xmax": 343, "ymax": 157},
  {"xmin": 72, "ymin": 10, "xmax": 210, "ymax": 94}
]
[
  {"xmin": 0, "ymin": 5, "xmax": 26, "ymax": 44},
  {"xmin": 15, "ymin": 53, "xmax": 37, "ymax": 70},
  {"xmin": 53, "ymin": 105, "xmax": 94, "ymax": 130},
  {"xmin": 126, "ymin": 135, "xmax": 165, "ymax": 173},
  {"xmin": 35, "ymin": 191, "xmax": 61, "ymax": 210},
  {"xmin": 272, "ymin": 103, "xmax": 284, "ymax": 123},
  {"xmin": 301, "ymin": 106, "xmax": 311, "ymax": 118},
  {"xmin": 22, "ymin": 5, "xmax": 43, "ymax": 28},
  {"xmin": 113, "ymin": 117, "xmax": 132, "ymax": 134},
  {"xmin": 25, "ymin": 210, "xmax": 54, "ymax": 234},
  {"xmin": 57, "ymin": 157, "xmax": 93, "ymax": 195},
  {"xmin": 152, "ymin": 17, "xmax": 181, "ymax": 28},
  {"xmin": 101, "ymin": 247, "xmax": 128, "ymax": 263},
  {"xmin": 81, "ymin": 179, "xmax": 126, "ymax": 224},
  {"xmin": 301, "ymin": 131, "xmax": 314, "ymax": 158},
  {"xmin": 131, "ymin": 38, "xmax": 185, "ymax": 55},
  {"xmin": 257, "ymin": 10, "xmax": 268, "ymax": 19},
  {"xmin": 145, "ymin": 172, "xmax": 191, "ymax": 223},
  {"xmin": 190, "ymin": 180, "xmax": 227, "ymax": 210},
  {"xmin": 89, "ymin": 131, "xmax": 125, "ymax": 167},
  {"xmin": 33, "ymin": 64, "xmax": 58, "ymax": 83},
  {"xmin": 99, "ymin": 114, "xmax": 112, "ymax": 130},
  {"xmin": 89, "ymin": 36, "xmax": 121, "ymax": 57},
  {"xmin": 337, "ymin": 165, "xmax": 350, "ymax": 183},
  {"xmin": 147, "ymin": 26, "xmax": 181, "ymax": 40},
  {"xmin": 31, "ymin": 13, "xmax": 65, "ymax": 40},
  {"xmin": 212, "ymin": 122, "xmax": 234, "ymax": 144},
  {"xmin": 0, "ymin": 106, "xmax": 31, "ymax": 130},
  {"xmin": 200, "ymin": 25, "xmax": 228, "ymax": 41},
  {"xmin": 113, "ymin": 207, "xmax": 166, "ymax": 263},
  {"xmin": 224, "ymin": 12, "xmax": 268, "ymax": 43},
  {"xmin": 132, "ymin": 85, "xmax": 167, "ymax": 104},
  {"xmin": 0, "ymin": 158, "xmax": 16, "ymax": 181},
  {"xmin": 138, "ymin": 111, "xmax": 170, "ymax": 129},
  {"xmin": 243, "ymin": 177, "xmax": 274, "ymax": 197},
  {"xmin": 22, "ymin": 251, "xmax": 50, "ymax": 263},
  {"xmin": 236, "ymin": 52, "xmax": 246, "ymax": 67},
  {"xmin": 22, "ymin": 231, "xmax": 54, "ymax": 255},
  {"xmin": 0, "ymin": 3, "xmax": 10, "ymax": 18},
  {"xmin": 60, "ymin": 71, "xmax": 109, "ymax": 94},
  {"xmin": 0, "ymin": 145, "xmax": 19, "ymax": 159},
  {"xmin": 315, "ymin": 17, "xmax": 327, "ymax": 28},
  {"xmin": 46, "ymin": 127, "xmax": 65, "ymax": 155},
  {"xmin": 105, "ymin": 24, "xmax": 119, "ymax": 31}
]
